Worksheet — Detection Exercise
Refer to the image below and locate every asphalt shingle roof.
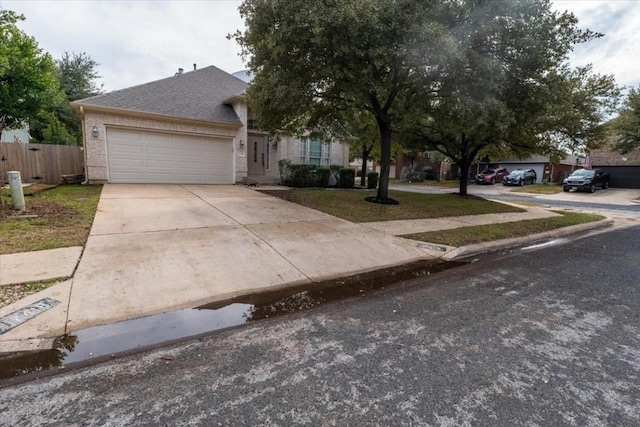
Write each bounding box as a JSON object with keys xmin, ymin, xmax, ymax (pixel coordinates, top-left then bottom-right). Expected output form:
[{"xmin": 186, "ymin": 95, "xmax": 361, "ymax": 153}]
[{"xmin": 75, "ymin": 65, "xmax": 248, "ymax": 124}]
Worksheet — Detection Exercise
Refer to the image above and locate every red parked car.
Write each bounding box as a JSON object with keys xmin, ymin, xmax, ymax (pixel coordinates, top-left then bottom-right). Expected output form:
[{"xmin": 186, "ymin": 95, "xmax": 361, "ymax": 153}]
[{"xmin": 475, "ymin": 167, "xmax": 509, "ymax": 184}]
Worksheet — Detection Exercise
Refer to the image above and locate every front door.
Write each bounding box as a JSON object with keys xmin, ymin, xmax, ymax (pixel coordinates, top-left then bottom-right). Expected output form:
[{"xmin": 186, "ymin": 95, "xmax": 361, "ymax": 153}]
[{"xmin": 247, "ymin": 136, "xmax": 266, "ymax": 176}]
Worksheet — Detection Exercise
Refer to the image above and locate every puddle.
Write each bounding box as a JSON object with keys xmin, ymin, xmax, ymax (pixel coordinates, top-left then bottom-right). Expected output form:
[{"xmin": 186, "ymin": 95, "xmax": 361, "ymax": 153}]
[{"xmin": 0, "ymin": 259, "xmax": 465, "ymax": 381}]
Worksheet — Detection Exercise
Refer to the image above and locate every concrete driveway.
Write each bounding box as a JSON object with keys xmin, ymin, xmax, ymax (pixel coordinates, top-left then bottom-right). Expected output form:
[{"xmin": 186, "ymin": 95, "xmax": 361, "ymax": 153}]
[{"xmin": 64, "ymin": 184, "xmax": 437, "ymax": 332}]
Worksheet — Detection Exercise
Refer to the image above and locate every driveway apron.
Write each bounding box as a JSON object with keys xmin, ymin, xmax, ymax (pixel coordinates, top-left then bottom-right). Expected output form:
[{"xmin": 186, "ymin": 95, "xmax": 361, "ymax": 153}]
[{"xmin": 65, "ymin": 184, "xmax": 436, "ymax": 332}]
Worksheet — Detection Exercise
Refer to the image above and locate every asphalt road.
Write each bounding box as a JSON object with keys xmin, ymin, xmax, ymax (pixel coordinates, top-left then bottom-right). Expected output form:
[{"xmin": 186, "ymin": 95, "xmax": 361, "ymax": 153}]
[
  {"xmin": 390, "ymin": 184, "xmax": 640, "ymax": 214},
  {"xmin": 1, "ymin": 226, "xmax": 639, "ymax": 426},
  {"xmin": 491, "ymin": 193, "xmax": 640, "ymax": 214}
]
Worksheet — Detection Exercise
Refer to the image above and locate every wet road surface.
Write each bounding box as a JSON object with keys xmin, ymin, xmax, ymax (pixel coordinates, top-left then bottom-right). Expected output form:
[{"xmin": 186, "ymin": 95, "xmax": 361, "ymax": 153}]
[{"xmin": 1, "ymin": 226, "xmax": 639, "ymax": 426}]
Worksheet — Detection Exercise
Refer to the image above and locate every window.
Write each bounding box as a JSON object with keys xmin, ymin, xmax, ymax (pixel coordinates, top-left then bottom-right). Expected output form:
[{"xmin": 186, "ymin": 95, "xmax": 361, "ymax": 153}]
[
  {"xmin": 247, "ymin": 119, "xmax": 258, "ymax": 130},
  {"xmin": 309, "ymin": 139, "xmax": 322, "ymax": 165},
  {"xmin": 300, "ymin": 138, "xmax": 331, "ymax": 166}
]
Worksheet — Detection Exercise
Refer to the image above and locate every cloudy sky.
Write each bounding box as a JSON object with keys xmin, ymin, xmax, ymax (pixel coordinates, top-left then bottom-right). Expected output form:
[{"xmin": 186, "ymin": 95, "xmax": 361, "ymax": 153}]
[{"xmin": 4, "ymin": 0, "xmax": 639, "ymax": 93}]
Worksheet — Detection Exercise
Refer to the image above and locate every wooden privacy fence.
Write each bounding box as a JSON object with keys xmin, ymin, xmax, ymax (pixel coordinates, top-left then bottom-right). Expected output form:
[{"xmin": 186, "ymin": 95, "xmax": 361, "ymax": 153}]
[{"xmin": 0, "ymin": 143, "xmax": 85, "ymax": 185}]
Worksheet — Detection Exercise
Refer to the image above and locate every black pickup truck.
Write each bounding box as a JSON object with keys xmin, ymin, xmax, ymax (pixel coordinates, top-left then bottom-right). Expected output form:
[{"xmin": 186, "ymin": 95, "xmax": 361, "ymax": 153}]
[{"xmin": 563, "ymin": 169, "xmax": 610, "ymax": 193}]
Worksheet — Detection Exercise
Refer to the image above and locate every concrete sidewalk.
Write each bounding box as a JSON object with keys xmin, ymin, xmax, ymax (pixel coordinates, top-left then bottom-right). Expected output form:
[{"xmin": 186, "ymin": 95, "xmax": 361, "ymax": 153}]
[{"xmin": 0, "ymin": 184, "xmax": 615, "ymax": 352}]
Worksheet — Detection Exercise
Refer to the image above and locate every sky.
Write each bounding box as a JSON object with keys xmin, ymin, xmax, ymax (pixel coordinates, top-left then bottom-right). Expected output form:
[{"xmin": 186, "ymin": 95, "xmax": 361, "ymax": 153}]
[{"xmin": 3, "ymin": 0, "xmax": 639, "ymax": 93}]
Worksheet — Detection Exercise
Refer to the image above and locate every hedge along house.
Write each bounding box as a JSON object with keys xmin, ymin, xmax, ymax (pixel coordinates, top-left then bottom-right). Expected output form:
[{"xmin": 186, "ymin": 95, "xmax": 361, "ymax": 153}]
[{"xmin": 71, "ymin": 65, "xmax": 349, "ymax": 185}]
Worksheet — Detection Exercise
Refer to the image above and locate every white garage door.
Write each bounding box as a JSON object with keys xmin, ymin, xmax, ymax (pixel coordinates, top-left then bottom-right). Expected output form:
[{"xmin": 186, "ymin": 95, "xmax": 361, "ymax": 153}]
[{"xmin": 106, "ymin": 128, "xmax": 233, "ymax": 184}]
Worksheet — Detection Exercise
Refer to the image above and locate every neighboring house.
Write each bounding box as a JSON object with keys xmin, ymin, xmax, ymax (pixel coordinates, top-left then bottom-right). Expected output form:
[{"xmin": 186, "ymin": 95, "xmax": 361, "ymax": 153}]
[
  {"xmin": 71, "ymin": 65, "xmax": 349, "ymax": 185},
  {"xmin": 0, "ymin": 125, "xmax": 30, "ymax": 144},
  {"xmin": 485, "ymin": 155, "xmax": 581, "ymax": 184},
  {"xmin": 590, "ymin": 146, "xmax": 640, "ymax": 189}
]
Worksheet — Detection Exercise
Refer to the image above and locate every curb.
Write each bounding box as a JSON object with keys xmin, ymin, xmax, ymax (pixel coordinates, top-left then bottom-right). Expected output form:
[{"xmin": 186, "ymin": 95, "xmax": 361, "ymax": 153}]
[{"xmin": 442, "ymin": 218, "xmax": 614, "ymax": 260}]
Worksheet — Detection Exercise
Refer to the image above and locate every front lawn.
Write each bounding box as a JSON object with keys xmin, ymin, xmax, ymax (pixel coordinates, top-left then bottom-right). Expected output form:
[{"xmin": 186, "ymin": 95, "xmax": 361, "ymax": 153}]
[
  {"xmin": 394, "ymin": 179, "xmax": 463, "ymax": 188},
  {"xmin": 510, "ymin": 184, "xmax": 563, "ymax": 194},
  {"xmin": 0, "ymin": 184, "xmax": 102, "ymax": 254},
  {"xmin": 260, "ymin": 188, "xmax": 523, "ymax": 222},
  {"xmin": 401, "ymin": 211, "xmax": 605, "ymax": 247}
]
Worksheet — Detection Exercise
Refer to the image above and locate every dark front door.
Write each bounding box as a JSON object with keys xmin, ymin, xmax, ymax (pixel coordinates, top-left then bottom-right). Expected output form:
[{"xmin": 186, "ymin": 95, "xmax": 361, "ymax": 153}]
[{"xmin": 247, "ymin": 136, "xmax": 266, "ymax": 176}]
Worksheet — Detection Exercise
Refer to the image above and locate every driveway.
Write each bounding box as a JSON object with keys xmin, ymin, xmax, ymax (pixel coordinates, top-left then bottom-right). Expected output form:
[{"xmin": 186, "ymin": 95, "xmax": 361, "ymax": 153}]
[{"xmin": 63, "ymin": 184, "xmax": 437, "ymax": 332}]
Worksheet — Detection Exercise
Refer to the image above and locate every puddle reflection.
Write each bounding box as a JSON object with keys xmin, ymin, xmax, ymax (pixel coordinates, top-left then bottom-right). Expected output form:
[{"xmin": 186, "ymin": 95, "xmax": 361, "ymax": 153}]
[{"xmin": 1, "ymin": 260, "xmax": 465, "ymax": 381}]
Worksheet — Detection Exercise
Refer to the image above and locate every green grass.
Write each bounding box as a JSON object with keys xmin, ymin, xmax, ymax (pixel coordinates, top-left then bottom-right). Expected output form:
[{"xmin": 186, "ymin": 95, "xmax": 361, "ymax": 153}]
[
  {"xmin": 262, "ymin": 188, "xmax": 523, "ymax": 222},
  {"xmin": 510, "ymin": 184, "xmax": 563, "ymax": 194},
  {"xmin": 390, "ymin": 179, "xmax": 462, "ymax": 188},
  {"xmin": 401, "ymin": 211, "xmax": 605, "ymax": 247},
  {"xmin": 0, "ymin": 184, "xmax": 102, "ymax": 254}
]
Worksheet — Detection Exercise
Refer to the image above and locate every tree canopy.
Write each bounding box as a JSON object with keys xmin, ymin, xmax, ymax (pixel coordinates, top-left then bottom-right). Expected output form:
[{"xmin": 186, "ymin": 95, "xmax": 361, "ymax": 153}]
[
  {"xmin": 28, "ymin": 52, "xmax": 104, "ymax": 145},
  {"xmin": 402, "ymin": 1, "xmax": 619, "ymax": 194},
  {"xmin": 234, "ymin": 0, "xmax": 620, "ymax": 199},
  {"xmin": 57, "ymin": 51, "xmax": 104, "ymax": 102},
  {"xmin": 613, "ymin": 86, "xmax": 640, "ymax": 154},
  {"xmin": 234, "ymin": 0, "xmax": 447, "ymax": 202},
  {"xmin": 0, "ymin": 10, "xmax": 62, "ymax": 133}
]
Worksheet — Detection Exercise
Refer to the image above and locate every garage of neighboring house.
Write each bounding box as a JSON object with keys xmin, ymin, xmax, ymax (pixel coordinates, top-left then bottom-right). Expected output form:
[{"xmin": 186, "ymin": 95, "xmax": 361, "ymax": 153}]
[
  {"xmin": 106, "ymin": 128, "xmax": 233, "ymax": 184},
  {"xmin": 593, "ymin": 166, "xmax": 640, "ymax": 189},
  {"xmin": 591, "ymin": 146, "xmax": 640, "ymax": 189}
]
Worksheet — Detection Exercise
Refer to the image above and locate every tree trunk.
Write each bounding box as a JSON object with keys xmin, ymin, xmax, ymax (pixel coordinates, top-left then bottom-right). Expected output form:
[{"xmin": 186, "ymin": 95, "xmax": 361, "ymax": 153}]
[
  {"xmin": 360, "ymin": 147, "xmax": 370, "ymax": 187},
  {"xmin": 458, "ymin": 163, "xmax": 470, "ymax": 196},
  {"xmin": 376, "ymin": 123, "xmax": 392, "ymax": 201}
]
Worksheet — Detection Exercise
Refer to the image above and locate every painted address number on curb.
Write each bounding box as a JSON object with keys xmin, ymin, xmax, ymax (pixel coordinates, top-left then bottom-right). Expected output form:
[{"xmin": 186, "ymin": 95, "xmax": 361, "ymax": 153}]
[
  {"xmin": 0, "ymin": 298, "xmax": 60, "ymax": 335},
  {"xmin": 417, "ymin": 243, "xmax": 448, "ymax": 252}
]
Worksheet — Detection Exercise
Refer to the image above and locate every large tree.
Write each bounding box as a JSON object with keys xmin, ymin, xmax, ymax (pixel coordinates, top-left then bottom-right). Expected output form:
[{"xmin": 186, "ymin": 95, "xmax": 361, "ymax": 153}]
[
  {"xmin": 233, "ymin": 0, "xmax": 448, "ymax": 203},
  {"xmin": 403, "ymin": 0, "xmax": 619, "ymax": 195},
  {"xmin": 31, "ymin": 51, "xmax": 104, "ymax": 145},
  {"xmin": 56, "ymin": 51, "xmax": 103, "ymax": 102},
  {"xmin": 613, "ymin": 86, "xmax": 640, "ymax": 154},
  {"xmin": 0, "ymin": 10, "xmax": 61, "ymax": 133}
]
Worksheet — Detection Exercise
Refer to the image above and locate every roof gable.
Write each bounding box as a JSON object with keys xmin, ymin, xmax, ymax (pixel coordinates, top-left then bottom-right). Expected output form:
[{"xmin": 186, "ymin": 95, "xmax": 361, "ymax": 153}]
[{"xmin": 74, "ymin": 65, "xmax": 248, "ymax": 124}]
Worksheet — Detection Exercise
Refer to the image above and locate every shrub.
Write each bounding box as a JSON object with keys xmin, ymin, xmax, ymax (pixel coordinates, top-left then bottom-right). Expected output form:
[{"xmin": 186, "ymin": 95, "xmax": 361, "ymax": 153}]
[
  {"xmin": 286, "ymin": 164, "xmax": 318, "ymax": 187},
  {"xmin": 367, "ymin": 172, "xmax": 379, "ymax": 189},
  {"xmin": 278, "ymin": 159, "xmax": 292, "ymax": 184},
  {"xmin": 316, "ymin": 167, "xmax": 331, "ymax": 187},
  {"xmin": 329, "ymin": 164, "xmax": 342, "ymax": 187},
  {"xmin": 339, "ymin": 168, "xmax": 355, "ymax": 188},
  {"xmin": 401, "ymin": 165, "xmax": 425, "ymax": 182}
]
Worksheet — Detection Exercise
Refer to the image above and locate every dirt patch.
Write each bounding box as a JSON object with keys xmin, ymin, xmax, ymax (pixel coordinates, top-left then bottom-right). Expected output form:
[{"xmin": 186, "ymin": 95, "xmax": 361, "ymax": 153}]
[
  {"xmin": 0, "ymin": 200, "xmax": 78, "ymax": 221},
  {"xmin": 0, "ymin": 280, "xmax": 61, "ymax": 309}
]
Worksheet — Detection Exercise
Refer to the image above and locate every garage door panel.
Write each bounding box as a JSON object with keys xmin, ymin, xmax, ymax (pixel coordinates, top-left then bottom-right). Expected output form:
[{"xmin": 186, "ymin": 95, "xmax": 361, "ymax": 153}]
[
  {"xmin": 146, "ymin": 159, "xmax": 176, "ymax": 169},
  {"xmin": 110, "ymin": 143, "xmax": 144, "ymax": 154},
  {"xmin": 111, "ymin": 158, "xmax": 145, "ymax": 168},
  {"xmin": 144, "ymin": 132, "xmax": 173, "ymax": 143},
  {"xmin": 109, "ymin": 129, "xmax": 142, "ymax": 141},
  {"xmin": 106, "ymin": 128, "xmax": 233, "ymax": 184},
  {"xmin": 146, "ymin": 146, "xmax": 175, "ymax": 156}
]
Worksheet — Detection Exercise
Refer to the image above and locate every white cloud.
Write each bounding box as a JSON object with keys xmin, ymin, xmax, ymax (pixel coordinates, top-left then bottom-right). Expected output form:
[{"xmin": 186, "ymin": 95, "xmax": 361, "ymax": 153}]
[
  {"xmin": 3, "ymin": 0, "xmax": 638, "ymax": 93},
  {"xmin": 4, "ymin": 0, "xmax": 247, "ymax": 91},
  {"xmin": 554, "ymin": 0, "xmax": 640, "ymax": 89}
]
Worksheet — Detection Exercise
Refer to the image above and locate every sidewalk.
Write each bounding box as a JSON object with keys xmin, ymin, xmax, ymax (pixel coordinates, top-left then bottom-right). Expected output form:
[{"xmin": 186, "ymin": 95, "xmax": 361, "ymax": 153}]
[{"xmin": 0, "ymin": 195, "xmax": 614, "ymax": 353}]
